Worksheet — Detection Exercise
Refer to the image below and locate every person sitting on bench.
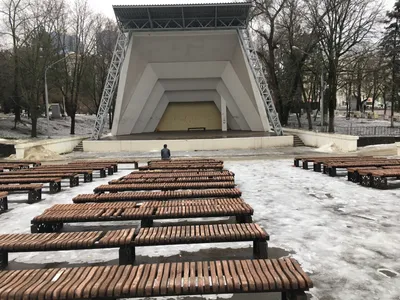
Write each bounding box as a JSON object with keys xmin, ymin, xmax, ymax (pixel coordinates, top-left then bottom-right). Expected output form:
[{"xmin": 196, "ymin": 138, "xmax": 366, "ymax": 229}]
[{"xmin": 161, "ymin": 144, "xmax": 171, "ymax": 160}]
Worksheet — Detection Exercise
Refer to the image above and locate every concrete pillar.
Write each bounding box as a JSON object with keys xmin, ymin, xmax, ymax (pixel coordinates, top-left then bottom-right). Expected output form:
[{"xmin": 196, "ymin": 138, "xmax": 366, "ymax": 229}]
[{"xmin": 221, "ymin": 96, "xmax": 227, "ymax": 131}]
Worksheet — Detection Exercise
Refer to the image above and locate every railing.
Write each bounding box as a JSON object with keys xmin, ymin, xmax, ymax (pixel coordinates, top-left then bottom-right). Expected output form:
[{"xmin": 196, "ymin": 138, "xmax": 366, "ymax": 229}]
[{"xmin": 286, "ymin": 122, "xmax": 400, "ymax": 136}]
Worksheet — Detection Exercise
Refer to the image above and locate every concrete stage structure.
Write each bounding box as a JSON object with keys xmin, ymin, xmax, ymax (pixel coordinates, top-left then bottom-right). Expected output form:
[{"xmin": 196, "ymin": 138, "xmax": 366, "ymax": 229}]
[{"xmin": 86, "ymin": 2, "xmax": 291, "ymax": 152}]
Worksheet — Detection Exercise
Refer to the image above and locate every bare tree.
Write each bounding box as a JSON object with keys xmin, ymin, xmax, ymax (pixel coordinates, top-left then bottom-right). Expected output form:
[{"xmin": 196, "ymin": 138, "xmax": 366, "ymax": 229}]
[
  {"xmin": 18, "ymin": 0, "xmax": 64, "ymax": 137},
  {"xmin": 53, "ymin": 0, "xmax": 97, "ymax": 134},
  {"xmin": 0, "ymin": 0, "xmax": 30, "ymax": 128},
  {"xmin": 309, "ymin": 0, "xmax": 382, "ymax": 132}
]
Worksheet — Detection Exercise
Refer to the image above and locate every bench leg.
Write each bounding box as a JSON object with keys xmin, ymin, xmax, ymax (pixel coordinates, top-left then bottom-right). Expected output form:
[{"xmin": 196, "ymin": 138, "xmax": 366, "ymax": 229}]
[
  {"xmin": 352, "ymin": 172, "xmax": 360, "ymax": 183},
  {"xmin": 347, "ymin": 171, "xmax": 353, "ymax": 181},
  {"xmin": 84, "ymin": 173, "xmax": 93, "ymax": 183},
  {"xmin": 294, "ymin": 159, "xmax": 299, "ymax": 167},
  {"xmin": 313, "ymin": 163, "xmax": 321, "ymax": 172},
  {"xmin": 253, "ymin": 240, "xmax": 268, "ymax": 258},
  {"xmin": 236, "ymin": 215, "xmax": 253, "ymax": 223},
  {"xmin": 49, "ymin": 182, "xmax": 61, "ymax": 194},
  {"xmin": 113, "ymin": 165, "xmax": 118, "ymax": 172},
  {"xmin": 0, "ymin": 196, "xmax": 8, "ymax": 212},
  {"xmin": 302, "ymin": 161, "xmax": 308, "ymax": 170},
  {"xmin": 119, "ymin": 246, "xmax": 135, "ymax": 265},
  {"xmin": 360, "ymin": 175, "xmax": 372, "ymax": 187},
  {"xmin": 283, "ymin": 291, "xmax": 307, "ymax": 300},
  {"xmin": 107, "ymin": 167, "xmax": 114, "ymax": 175},
  {"xmin": 0, "ymin": 251, "xmax": 8, "ymax": 269},
  {"xmin": 328, "ymin": 167, "xmax": 336, "ymax": 177},
  {"xmin": 31, "ymin": 222, "xmax": 63, "ymax": 233},
  {"xmin": 134, "ymin": 162, "xmax": 138, "ymax": 169},
  {"xmin": 372, "ymin": 176, "xmax": 387, "ymax": 189},
  {"xmin": 100, "ymin": 170, "xmax": 107, "ymax": 178},
  {"xmin": 69, "ymin": 177, "xmax": 79, "ymax": 187},
  {"xmin": 28, "ymin": 189, "xmax": 42, "ymax": 204},
  {"xmin": 141, "ymin": 219, "xmax": 154, "ymax": 227}
]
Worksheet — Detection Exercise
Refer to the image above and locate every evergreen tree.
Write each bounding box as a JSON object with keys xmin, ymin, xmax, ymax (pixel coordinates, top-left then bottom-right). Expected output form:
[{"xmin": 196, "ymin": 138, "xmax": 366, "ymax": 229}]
[{"xmin": 381, "ymin": 0, "xmax": 400, "ymax": 127}]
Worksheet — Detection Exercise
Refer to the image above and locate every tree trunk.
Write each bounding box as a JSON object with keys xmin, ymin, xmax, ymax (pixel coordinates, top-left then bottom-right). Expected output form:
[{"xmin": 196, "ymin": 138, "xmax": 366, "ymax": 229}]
[
  {"xmin": 327, "ymin": 60, "xmax": 337, "ymax": 133},
  {"xmin": 12, "ymin": 39, "xmax": 21, "ymax": 128},
  {"xmin": 31, "ymin": 115, "xmax": 37, "ymax": 138},
  {"xmin": 70, "ymin": 114, "xmax": 76, "ymax": 135}
]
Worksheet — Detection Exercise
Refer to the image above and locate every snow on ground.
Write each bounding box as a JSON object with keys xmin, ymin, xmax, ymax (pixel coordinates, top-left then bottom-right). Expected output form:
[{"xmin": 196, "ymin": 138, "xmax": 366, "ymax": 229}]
[
  {"xmin": 0, "ymin": 159, "xmax": 399, "ymax": 299},
  {"xmin": 0, "ymin": 113, "xmax": 109, "ymax": 139},
  {"xmin": 227, "ymin": 160, "xmax": 400, "ymax": 300}
]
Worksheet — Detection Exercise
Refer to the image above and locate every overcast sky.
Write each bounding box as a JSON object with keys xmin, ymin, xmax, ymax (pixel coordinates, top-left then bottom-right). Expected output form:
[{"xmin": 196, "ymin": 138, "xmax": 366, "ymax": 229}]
[{"xmin": 88, "ymin": 0, "xmax": 397, "ymax": 20}]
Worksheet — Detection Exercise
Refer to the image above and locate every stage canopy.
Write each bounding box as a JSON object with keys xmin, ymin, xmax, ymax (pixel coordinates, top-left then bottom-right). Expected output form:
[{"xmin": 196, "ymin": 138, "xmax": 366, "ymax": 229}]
[{"xmin": 113, "ymin": 2, "xmax": 252, "ymax": 31}]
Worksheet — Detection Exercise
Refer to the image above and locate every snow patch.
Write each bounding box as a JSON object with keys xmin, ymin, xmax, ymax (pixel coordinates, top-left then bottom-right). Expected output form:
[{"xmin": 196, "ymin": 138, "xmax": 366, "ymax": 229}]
[
  {"xmin": 22, "ymin": 146, "xmax": 62, "ymax": 160},
  {"xmin": 314, "ymin": 142, "xmax": 340, "ymax": 153}
]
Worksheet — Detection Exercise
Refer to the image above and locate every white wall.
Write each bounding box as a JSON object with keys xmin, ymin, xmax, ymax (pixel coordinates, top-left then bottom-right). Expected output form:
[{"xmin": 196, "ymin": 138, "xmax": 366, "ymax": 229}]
[
  {"xmin": 112, "ymin": 30, "xmax": 270, "ymax": 136},
  {"xmin": 14, "ymin": 137, "xmax": 85, "ymax": 159},
  {"xmin": 83, "ymin": 136, "xmax": 293, "ymax": 152},
  {"xmin": 285, "ymin": 129, "xmax": 359, "ymax": 152}
]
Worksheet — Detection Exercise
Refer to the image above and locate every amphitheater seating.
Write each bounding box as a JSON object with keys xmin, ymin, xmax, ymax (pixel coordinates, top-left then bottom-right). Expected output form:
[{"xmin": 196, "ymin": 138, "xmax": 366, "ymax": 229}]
[
  {"xmin": 0, "ymin": 184, "xmax": 42, "ymax": 203},
  {"xmin": 0, "ymin": 178, "xmax": 61, "ymax": 193},
  {"xmin": 93, "ymin": 181, "xmax": 236, "ymax": 193},
  {"xmin": 0, "ymin": 258, "xmax": 312, "ymax": 300},
  {"xmin": 0, "ymin": 223, "xmax": 268, "ymax": 268},
  {"xmin": 73, "ymin": 188, "xmax": 242, "ymax": 203},
  {"xmin": 31, "ymin": 198, "xmax": 253, "ymax": 232}
]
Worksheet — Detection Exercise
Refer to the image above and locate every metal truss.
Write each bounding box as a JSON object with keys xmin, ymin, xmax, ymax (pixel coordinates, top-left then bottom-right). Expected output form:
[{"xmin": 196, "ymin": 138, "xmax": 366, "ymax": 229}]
[
  {"xmin": 119, "ymin": 17, "xmax": 247, "ymax": 31},
  {"xmin": 91, "ymin": 31, "xmax": 131, "ymax": 140},
  {"xmin": 237, "ymin": 28, "xmax": 283, "ymax": 136}
]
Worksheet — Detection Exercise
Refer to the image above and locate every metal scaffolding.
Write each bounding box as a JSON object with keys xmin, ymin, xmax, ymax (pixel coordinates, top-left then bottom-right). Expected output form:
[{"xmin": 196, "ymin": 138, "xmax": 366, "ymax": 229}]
[
  {"xmin": 238, "ymin": 28, "xmax": 283, "ymax": 136},
  {"xmin": 91, "ymin": 32, "xmax": 131, "ymax": 140}
]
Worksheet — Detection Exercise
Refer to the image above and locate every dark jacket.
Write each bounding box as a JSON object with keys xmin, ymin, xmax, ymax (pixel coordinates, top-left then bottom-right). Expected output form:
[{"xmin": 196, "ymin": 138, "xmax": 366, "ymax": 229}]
[{"xmin": 161, "ymin": 148, "xmax": 171, "ymax": 159}]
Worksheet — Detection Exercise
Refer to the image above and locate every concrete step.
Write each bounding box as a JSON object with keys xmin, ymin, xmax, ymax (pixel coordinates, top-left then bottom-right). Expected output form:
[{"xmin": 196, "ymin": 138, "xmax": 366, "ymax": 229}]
[
  {"xmin": 293, "ymin": 135, "xmax": 305, "ymax": 147},
  {"xmin": 73, "ymin": 141, "xmax": 84, "ymax": 152}
]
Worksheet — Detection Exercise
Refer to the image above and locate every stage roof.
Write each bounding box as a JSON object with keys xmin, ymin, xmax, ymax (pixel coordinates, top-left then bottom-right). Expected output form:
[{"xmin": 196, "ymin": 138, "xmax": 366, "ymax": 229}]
[{"xmin": 113, "ymin": 2, "xmax": 252, "ymax": 31}]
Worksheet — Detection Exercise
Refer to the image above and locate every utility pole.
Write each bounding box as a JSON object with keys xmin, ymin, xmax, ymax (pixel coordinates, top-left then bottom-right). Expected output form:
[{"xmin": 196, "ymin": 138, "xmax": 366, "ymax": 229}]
[{"xmin": 44, "ymin": 55, "xmax": 71, "ymax": 138}]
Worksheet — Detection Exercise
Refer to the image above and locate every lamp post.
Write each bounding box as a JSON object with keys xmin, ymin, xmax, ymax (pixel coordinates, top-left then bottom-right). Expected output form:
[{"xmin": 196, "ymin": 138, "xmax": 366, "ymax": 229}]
[{"xmin": 44, "ymin": 54, "xmax": 70, "ymax": 138}]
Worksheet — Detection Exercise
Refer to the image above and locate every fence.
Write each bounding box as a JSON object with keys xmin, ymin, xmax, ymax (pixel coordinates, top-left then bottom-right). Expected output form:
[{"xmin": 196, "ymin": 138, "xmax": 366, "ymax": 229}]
[{"xmin": 286, "ymin": 123, "xmax": 400, "ymax": 137}]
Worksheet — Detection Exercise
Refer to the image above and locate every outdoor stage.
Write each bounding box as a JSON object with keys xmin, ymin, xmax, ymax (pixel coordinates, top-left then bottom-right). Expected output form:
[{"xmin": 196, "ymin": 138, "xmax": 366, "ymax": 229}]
[{"xmin": 83, "ymin": 131, "xmax": 294, "ymax": 152}]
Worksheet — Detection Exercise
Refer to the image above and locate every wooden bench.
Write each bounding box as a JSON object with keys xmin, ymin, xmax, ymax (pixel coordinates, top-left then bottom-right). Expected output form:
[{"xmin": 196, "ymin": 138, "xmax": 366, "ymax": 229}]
[
  {"xmin": 139, "ymin": 164, "xmax": 224, "ymax": 171},
  {"xmin": 0, "ymin": 184, "xmax": 43, "ymax": 203},
  {"xmin": 0, "ymin": 164, "xmax": 29, "ymax": 171},
  {"xmin": 293, "ymin": 156, "xmax": 349, "ymax": 168},
  {"xmin": 346, "ymin": 167, "xmax": 378, "ymax": 182},
  {"xmin": 0, "ymin": 173, "xmax": 79, "ymax": 187},
  {"xmin": 0, "ymin": 223, "xmax": 268, "ymax": 268},
  {"xmin": 0, "ymin": 257, "xmax": 312, "ymax": 299},
  {"xmin": 93, "ymin": 182, "xmax": 236, "ymax": 194},
  {"xmin": 73, "ymin": 188, "xmax": 242, "ymax": 203},
  {"xmin": 134, "ymin": 223, "xmax": 269, "ymax": 259},
  {"xmin": 31, "ymin": 198, "xmax": 253, "ymax": 231},
  {"xmin": 0, "ymin": 192, "xmax": 7, "ymax": 213},
  {"xmin": 123, "ymin": 170, "xmax": 234, "ymax": 179},
  {"xmin": 72, "ymin": 159, "xmax": 139, "ymax": 169},
  {"xmin": 358, "ymin": 168, "xmax": 400, "ymax": 189},
  {"xmin": 36, "ymin": 166, "xmax": 108, "ymax": 178},
  {"xmin": 68, "ymin": 163, "xmax": 117, "ymax": 174},
  {"xmin": 0, "ymin": 178, "xmax": 61, "ymax": 193},
  {"xmin": 325, "ymin": 160, "xmax": 400, "ymax": 177},
  {"xmin": 109, "ymin": 176, "xmax": 235, "ymax": 184},
  {"xmin": 148, "ymin": 159, "xmax": 221, "ymax": 164},
  {"xmin": 0, "ymin": 160, "xmax": 41, "ymax": 167},
  {"xmin": 0, "ymin": 228, "xmax": 136, "ymax": 267},
  {"xmin": 1, "ymin": 170, "xmax": 93, "ymax": 183}
]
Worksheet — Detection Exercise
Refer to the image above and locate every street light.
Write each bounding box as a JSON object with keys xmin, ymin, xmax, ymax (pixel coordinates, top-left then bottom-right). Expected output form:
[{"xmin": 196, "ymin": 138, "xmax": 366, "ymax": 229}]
[
  {"xmin": 291, "ymin": 45, "xmax": 325, "ymax": 127},
  {"xmin": 44, "ymin": 54, "xmax": 71, "ymax": 138}
]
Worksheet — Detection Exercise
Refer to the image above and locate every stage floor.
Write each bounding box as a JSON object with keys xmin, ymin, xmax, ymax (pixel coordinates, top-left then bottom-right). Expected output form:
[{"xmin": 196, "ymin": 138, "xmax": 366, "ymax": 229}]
[{"xmin": 103, "ymin": 130, "xmax": 273, "ymax": 141}]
